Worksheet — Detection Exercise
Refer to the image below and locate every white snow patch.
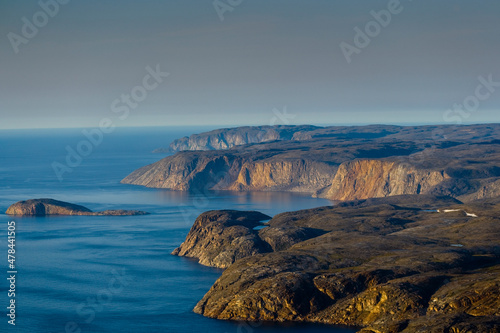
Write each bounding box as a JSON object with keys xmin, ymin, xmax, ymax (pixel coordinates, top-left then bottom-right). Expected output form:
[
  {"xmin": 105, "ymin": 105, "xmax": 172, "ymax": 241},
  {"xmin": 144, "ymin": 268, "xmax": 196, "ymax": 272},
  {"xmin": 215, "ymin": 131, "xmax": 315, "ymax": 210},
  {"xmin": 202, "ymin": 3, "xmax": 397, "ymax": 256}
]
[{"xmin": 437, "ymin": 209, "xmax": 478, "ymax": 217}]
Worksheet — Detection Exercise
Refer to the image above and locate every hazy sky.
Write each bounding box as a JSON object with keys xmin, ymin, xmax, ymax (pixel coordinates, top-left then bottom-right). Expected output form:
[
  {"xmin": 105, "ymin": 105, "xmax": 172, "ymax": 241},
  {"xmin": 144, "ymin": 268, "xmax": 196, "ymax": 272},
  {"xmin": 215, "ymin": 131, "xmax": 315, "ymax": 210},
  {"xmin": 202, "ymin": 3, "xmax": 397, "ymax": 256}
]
[{"xmin": 1, "ymin": 0, "xmax": 499, "ymax": 129}]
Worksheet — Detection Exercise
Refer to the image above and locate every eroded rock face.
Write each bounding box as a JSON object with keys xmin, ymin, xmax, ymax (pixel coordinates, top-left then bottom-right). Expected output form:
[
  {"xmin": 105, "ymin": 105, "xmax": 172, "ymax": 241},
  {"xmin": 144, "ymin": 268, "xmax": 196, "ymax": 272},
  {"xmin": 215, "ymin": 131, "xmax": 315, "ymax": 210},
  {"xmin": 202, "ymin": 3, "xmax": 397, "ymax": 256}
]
[
  {"xmin": 122, "ymin": 152, "xmax": 338, "ymax": 194},
  {"xmin": 229, "ymin": 159, "xmax": 335, "ymax": 193},
  {"xmin": 326, "ymin": 160, "xmax": 449, "ymax": 201},
  {"xmin": 123, "ymin": 124, "xmax": 500, "ymax": 203},
  {"xmin": 5, "ymin": 199, "xmax": 148, "ymax": 216},
  {"xmin": 184, "ymin": 196, "xmax": 500, "ymax": 332}
]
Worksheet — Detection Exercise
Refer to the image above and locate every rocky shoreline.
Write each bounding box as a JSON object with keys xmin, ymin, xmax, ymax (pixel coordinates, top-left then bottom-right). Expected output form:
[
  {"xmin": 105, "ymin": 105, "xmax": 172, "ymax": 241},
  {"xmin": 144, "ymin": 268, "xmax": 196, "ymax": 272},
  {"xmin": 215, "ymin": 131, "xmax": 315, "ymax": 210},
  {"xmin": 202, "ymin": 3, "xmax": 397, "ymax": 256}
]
[{"xmin": 173, "ymin": 195, "xmax": 500, "ymax": 332}]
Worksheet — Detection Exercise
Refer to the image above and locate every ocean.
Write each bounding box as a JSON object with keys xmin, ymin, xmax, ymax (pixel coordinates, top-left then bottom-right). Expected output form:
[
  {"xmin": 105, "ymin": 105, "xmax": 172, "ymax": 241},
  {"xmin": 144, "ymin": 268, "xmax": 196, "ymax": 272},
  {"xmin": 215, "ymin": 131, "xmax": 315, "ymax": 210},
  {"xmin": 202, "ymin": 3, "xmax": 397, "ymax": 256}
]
[{"xmin": 0, "ymin": 127, "xmax": 356, "ymax": 333}]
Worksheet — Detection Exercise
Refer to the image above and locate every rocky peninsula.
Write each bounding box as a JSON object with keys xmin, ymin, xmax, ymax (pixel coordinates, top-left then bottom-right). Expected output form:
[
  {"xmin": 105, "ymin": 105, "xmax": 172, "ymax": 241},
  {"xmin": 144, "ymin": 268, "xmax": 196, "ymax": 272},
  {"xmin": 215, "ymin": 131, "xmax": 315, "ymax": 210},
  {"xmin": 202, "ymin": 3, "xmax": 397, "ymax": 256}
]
[
  {"xmin": 6, "ymin": 198, "xmax": 149, "ymax": 216},
  {"xmin": 154, "ymin": 125, "xmax": 320, "ymax": 153},
  {"xmin": 123, "ymin": 124, "xmax": 500, "ymax": 203},
  {"xmin": 172, "ymin": 210, "xmax": 272, "ymax": 268},
  {"xmin": 174, "ymin": 195, "xmax": 500, "ymax": 332}
]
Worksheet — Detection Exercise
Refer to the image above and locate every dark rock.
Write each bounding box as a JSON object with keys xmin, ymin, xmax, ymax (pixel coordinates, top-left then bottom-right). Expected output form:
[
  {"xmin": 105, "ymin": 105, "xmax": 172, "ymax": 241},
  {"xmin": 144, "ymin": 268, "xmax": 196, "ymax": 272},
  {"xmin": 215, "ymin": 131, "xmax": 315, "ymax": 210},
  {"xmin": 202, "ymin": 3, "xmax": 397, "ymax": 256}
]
[
  {"xmin": 171, "ymin": 210, "xmax": 272, "ymax": 268},
  {"xmin": 185, "ymin": 195, "xmax": 500, "ymax": 332},
  {"xmin": 259, "ymin": 226, "xmax": 326, "ymax": 252},
  {"xmin": 5, "ymin": 198, "xmax": 149, "ymax": 216}
]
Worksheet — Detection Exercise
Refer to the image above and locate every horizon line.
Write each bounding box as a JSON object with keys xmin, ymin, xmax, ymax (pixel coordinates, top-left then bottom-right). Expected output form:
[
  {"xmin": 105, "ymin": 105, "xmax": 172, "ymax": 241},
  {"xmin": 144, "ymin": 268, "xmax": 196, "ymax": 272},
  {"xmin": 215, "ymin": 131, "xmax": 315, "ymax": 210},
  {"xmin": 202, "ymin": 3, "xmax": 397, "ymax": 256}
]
[{"xmin": 1, "ymin": 121, "xmax": 500, "ymax": 131}]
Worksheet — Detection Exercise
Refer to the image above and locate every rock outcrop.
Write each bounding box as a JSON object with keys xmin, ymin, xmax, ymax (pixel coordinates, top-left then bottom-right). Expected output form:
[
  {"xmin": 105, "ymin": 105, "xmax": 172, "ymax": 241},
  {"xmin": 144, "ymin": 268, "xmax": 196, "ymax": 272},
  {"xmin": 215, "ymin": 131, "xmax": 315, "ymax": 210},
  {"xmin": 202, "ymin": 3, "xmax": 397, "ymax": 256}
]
[
  {"xmin": 124, "ymin": 124, "xmax": 500, "ymax": 203},
  {"xmin": 5, "ymin": 199, "xmax": 149, "ymax": 216},
  {"xmin": 178, "ymin": 195, "xmax": 500, "ymax": 332},
  {"xmin": 171, "ymin": 210, "xmax": 271, "ymax": 268}
]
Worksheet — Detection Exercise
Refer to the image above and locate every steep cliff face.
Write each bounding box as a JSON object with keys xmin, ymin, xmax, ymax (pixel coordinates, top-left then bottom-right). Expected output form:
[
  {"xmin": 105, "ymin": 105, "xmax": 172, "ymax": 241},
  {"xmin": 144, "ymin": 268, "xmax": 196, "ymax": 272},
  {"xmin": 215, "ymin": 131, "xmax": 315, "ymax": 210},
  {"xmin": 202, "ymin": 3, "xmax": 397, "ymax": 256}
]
[
  {"xmin": 123, "ymin": 154, "xmax": 452, "ymax": 202},
  {"xmin": 326, "ymin": 160, "xmax": 449, "ymax": 201},
  {"xmin": 126, "ymin": 124, "xmax": 500, "ymax": 202},
  {"xmin": 230, "ymin": 159, "xmax": 336, "ymax": 193},
  {"xmin": 122, "ymin": 153, "xmax": 338, "ymax": 194},
  {"xmin": 123, "ymin": 153, "xmax": 500, "ymax": 205},
  {"xmin": 122, "ymin": 152, "xmax": 242, "ymax": 191}
]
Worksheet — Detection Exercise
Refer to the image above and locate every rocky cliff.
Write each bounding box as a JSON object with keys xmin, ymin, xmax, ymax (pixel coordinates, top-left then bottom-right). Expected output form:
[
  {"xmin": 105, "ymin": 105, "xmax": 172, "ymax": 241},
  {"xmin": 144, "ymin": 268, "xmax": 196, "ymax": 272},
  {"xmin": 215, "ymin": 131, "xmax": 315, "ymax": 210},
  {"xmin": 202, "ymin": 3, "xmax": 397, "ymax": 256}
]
[
  {"xmin": 229, "ymin": 159, "xmax": 336, "ymax": 193},
  {"xmin": 171, "ymin": 210, "xmax": 271, "ymax": 268},
  {"xmin": 156, "ymin": 125, "xmax": 320, "ymax": 153},
  {"xmin": 160, "ymin": 124, "xmax": 500, "ymax": 153},
  {"xmin": 326, "ymin": 160, "xmax": 449, "ymax": 201},
  {"xmin": 125, "ymin": 124, "xmax": 500, "ymax": 203},
  {"xmin": 5, "ymin": 199, "xmax": 149, "ymax": 216},
  {"xmin": 122, "ymin": 152, "xmax": 241, "ymax": 191},
  {"xmin": 123, "ymin": 150, "xmax": 338, "ymax": 194},
  {"xmin": 179, "ymin": 195, "xmax": 500, "ymax": 332}
]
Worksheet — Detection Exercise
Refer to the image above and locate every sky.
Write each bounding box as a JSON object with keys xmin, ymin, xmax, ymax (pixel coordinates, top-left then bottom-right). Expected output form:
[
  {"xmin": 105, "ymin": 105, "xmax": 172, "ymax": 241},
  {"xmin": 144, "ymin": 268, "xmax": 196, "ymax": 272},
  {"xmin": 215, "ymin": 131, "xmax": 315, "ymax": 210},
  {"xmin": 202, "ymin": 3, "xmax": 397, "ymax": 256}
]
[{"xmin": 0, "ymin": 0, "xmax": 499, "ymax": 129}]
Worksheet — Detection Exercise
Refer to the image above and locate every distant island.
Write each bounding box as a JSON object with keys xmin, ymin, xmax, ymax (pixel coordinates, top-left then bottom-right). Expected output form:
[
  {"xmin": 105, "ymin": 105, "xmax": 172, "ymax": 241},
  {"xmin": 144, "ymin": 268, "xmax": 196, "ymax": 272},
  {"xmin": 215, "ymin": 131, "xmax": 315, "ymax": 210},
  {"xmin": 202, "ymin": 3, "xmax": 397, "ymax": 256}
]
[
  {"xmin": 5, "ymin": 198, "xmax": 149, "ymax": 216},
  {"xmin": 173, "ymin": 195, "xmax": 500, "ymax": 332},
  {"xmin": 123, "ymin": 124, "xmax": 500, "ymax": 203}
]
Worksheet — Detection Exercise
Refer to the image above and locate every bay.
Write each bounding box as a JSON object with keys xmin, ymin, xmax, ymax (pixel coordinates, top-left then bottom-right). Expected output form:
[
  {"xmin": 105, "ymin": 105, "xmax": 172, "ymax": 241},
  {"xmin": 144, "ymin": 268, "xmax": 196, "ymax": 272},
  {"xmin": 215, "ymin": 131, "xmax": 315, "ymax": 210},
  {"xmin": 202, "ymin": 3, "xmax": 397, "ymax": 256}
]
[{"xmin": 0, "ymin": 127, "xmax": 356, "ymax": 333}]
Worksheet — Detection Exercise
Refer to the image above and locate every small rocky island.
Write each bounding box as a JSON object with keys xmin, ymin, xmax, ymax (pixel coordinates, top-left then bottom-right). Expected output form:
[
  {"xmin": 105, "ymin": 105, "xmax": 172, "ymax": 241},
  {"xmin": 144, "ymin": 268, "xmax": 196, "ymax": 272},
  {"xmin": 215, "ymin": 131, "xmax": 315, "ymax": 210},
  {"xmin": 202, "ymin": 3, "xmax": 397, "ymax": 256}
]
[
  {"xmin": 5, "ymin": 198, "xmax": 149, "ymax": 216},
  {"xmin": 173, "ymin": 195, "xmax": 500, "ymax": 332}
]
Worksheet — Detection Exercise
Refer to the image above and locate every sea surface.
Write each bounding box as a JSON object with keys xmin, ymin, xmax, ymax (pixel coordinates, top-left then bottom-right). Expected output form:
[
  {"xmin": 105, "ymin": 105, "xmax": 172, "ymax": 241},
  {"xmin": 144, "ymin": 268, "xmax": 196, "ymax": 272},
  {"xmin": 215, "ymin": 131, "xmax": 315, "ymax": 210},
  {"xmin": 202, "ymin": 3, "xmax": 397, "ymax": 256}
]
[{"xmin": 0, "ymin": 127, "xmax": 356, "ymax": 333}]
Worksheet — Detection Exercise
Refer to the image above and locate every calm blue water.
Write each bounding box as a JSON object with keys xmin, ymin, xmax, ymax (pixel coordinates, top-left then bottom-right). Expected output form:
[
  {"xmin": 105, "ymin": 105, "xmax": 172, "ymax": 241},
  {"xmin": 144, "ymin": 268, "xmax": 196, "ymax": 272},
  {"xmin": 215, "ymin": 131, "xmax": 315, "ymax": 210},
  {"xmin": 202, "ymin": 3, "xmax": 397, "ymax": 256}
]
[{"xmin": 0, "ymin": 127, "xmax": 355, "ymax": 333}]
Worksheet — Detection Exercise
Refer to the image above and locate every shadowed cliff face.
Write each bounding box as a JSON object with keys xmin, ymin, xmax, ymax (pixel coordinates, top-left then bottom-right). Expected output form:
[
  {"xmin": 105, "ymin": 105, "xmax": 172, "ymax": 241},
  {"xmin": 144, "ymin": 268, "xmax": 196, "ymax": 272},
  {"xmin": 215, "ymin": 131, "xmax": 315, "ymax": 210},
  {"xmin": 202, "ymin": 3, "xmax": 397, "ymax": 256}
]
[
  {"xmin": 5, "ymin": 199, "xmax": 149, "ymax": 216},
  {"xmin": 123, "ymin": 151, "xmax": 339, "ymax": 194},
  {"xmin": 122, "ymin": 155, "xmax": 453, "ymax": 200},
  {"xmin": 182, "ymin": 195, "xmax": 500, "ymax": 332},
  {"xmin": 123, "ymin": 124, "xmax": 500, "ymax": 202},
  {"xmin": 122, "ymin": 153, "xmax": 241, "ymax": 191}
]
